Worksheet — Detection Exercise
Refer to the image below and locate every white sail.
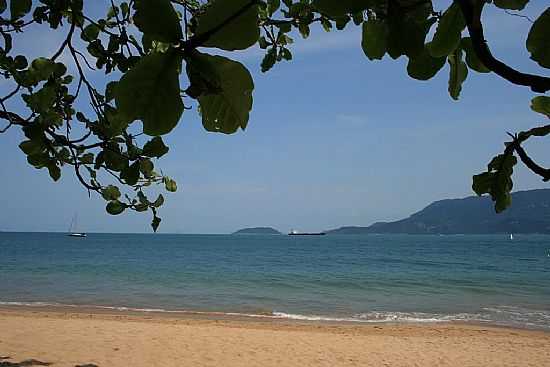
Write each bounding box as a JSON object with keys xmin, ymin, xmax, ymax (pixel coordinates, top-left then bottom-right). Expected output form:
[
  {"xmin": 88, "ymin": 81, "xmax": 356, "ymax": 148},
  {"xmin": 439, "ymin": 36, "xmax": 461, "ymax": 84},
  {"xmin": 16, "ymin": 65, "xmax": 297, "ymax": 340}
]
[{"xmin": 68, "ymin": 214, "xmax": 86, "ymax": 237}]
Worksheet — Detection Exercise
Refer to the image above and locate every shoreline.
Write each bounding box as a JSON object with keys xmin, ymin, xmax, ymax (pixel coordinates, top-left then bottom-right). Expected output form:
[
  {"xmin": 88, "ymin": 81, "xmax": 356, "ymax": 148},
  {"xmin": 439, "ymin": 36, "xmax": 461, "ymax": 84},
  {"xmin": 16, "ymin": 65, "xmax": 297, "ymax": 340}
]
[
  {"xmin": 1, "ymin": 301, "xmax": 549, "ymax": 332},
  {"xmin": 2, "ymin": 307, "xmax": 550, "ymax": 367},
  {"xmin": 0, "ymin": 303, "xmax": 548, "ymax": 331}
]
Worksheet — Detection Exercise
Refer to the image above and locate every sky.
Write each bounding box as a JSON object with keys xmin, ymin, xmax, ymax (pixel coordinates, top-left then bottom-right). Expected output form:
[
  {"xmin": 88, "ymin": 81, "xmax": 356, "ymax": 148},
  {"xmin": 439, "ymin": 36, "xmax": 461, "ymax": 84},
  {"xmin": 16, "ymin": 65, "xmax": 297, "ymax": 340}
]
[{"xmin": 0, "ymin": 1, "xmax": 548, "ymax": 234}]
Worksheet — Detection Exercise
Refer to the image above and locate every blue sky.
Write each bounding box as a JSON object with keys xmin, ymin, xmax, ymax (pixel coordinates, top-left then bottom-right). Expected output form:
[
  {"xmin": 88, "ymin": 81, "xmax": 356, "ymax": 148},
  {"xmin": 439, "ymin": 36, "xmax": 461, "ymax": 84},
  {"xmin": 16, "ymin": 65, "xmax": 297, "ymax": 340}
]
[{"xmin": 0, "ymin": 1, "xmax": 548, "ymax": 233}]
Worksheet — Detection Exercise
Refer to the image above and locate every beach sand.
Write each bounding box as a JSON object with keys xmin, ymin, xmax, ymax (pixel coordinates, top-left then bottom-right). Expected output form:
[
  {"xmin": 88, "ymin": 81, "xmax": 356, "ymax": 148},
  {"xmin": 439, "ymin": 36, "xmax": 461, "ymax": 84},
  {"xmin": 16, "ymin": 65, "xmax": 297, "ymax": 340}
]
[{"xmin": 1, "ymin": 308, "xmax": 549, "ymax": 367}]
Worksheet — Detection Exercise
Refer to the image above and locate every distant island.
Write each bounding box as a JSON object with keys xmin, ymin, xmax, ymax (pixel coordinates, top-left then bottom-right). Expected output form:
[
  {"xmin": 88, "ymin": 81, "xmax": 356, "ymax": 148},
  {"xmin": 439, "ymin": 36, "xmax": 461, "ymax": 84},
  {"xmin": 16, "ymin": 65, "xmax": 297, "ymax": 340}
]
[
  {"xmin": 233, "ymin": 227, "xmax": 282, "ymax": 235},
  {"xmin": 328, "ymin": 189, "xmax": 550, "ymax": 235}
]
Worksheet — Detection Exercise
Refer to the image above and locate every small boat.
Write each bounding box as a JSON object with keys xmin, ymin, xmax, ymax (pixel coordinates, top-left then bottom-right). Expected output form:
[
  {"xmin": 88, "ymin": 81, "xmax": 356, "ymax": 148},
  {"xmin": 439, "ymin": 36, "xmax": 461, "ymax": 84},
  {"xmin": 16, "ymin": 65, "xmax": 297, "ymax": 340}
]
[
  {"xmin": 510, "ymin": 233, "xmax": 514, "ymax": 240},
  {"xmin": 288, "ymin": 230, "xmax": 326, "ymax": 236},
  {"xmin": 67, "ymin": 214, "xmax": 86, "ymax": 238},
  {"xmin": 68, "ymin": 232, "xmax": 87, "ymax": 238}
]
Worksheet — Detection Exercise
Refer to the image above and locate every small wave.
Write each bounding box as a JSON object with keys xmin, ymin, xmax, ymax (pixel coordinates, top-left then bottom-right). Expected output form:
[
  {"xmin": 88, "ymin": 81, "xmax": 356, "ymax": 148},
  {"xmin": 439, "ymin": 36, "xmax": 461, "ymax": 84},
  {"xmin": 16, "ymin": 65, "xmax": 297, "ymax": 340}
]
[
  {"xmin": 272, "ymin": 312, "xmax": 359, "ymax": 322},
  {"xmin": 1, "ymin": 301, "xmax": 548, "ymax": 329},
  {"xmin": 0, "ymin": 300, "xmax": 276, "ymax": 319},
  {"xmin": 354, "ymin": 311, "xmax": 489, "ymax": 323},
  {"xmin": 0, "ymin": 301, "xmax": 76, "ymax": 308},
  {"xmin": 1, "ymin": 301, "xmax": 461, "ymax": 323},
  {"xmin": 272, "ymin": 311, "xmax": 489, "ymax": 324}
]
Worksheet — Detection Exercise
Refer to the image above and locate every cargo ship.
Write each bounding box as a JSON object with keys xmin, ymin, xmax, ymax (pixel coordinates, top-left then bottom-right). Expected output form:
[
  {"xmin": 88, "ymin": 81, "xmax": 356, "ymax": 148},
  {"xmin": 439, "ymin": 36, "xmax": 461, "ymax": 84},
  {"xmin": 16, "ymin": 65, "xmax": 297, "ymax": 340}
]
[{"xmin": 288, "ymin": 230, "xmax": 326, "ymax": 236}]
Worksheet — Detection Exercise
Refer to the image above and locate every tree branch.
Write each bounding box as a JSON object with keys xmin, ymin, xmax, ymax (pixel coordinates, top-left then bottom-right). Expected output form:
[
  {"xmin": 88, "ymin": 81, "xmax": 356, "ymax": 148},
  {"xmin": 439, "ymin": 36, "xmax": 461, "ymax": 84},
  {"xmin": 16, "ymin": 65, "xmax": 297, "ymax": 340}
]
[
  {"xmin": 507, "ymin": 129, "xmax": 550, "ymax": 181},
  {"xmin": 51, "ymin": 20, "xmax": 76, "ymax": 61},
  {"xmin": 455, "ymin": 0, "xmax": 550, "ymax": 93},
  {"xmin": 514, "ymin": 143, "xmax": 550, "ymax": 181}
]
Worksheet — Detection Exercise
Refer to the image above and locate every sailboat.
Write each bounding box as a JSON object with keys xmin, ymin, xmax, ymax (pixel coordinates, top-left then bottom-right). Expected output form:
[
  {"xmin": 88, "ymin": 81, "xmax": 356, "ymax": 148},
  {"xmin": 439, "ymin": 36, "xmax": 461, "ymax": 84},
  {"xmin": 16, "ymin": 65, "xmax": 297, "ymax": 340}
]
[{"xmin": 68, "ymin": 214, "xmax": 86, "ymax": 238}]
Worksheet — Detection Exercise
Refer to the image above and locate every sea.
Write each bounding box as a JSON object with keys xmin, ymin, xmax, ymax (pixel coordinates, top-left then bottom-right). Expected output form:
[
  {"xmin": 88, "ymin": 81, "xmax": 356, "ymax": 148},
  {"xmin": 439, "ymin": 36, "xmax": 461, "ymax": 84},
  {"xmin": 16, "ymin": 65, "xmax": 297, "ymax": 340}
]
[{"xmin": 1, "ymin": 232, "xmax": 549, "ymax": 329}]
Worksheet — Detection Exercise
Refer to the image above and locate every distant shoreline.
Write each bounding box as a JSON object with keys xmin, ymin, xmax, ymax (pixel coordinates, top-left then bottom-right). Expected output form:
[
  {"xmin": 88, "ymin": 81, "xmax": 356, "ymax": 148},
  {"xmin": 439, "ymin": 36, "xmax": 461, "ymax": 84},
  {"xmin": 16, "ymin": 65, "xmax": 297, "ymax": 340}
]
[{"xmin": 3, "ymin": 231, "xmax": 550, "ymax": 235}]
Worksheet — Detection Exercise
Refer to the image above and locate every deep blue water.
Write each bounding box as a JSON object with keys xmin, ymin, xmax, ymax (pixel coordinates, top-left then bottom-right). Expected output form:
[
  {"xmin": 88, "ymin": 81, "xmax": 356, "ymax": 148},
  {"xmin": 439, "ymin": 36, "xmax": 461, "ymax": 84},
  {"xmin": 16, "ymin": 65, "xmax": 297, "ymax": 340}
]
[{"xmin": 1, "ymin": 232, "xmax": 549, "ymax": 328}]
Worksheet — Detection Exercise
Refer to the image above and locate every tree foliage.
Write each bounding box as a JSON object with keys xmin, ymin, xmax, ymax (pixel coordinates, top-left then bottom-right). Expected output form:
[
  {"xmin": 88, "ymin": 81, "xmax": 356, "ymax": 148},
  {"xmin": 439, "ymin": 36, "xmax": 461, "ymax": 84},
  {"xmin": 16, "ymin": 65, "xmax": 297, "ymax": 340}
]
[{"xmin": 0, "ymin": 0, "xmax": 548, "ymax": 230}]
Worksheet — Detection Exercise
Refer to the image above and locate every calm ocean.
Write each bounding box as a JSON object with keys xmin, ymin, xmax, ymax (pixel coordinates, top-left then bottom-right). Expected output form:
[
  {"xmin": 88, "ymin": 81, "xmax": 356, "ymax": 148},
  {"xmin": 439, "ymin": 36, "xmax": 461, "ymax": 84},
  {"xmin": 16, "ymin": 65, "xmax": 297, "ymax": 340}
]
[{"xmin": 1, "ymin": 232, "xmax": 549, "ymax": 329}]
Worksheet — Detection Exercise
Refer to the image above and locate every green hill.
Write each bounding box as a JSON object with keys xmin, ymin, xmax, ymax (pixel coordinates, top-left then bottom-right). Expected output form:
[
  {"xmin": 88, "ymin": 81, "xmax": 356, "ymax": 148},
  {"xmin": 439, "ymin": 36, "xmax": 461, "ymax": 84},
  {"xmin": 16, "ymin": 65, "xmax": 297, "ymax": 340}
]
[
  {"xmin": 328, "ymin": 189, "xmax": 550, "ymax": 234},
  {"xmin": 233, "ymin": 227, "xmax": 282, "ymax": 235}
]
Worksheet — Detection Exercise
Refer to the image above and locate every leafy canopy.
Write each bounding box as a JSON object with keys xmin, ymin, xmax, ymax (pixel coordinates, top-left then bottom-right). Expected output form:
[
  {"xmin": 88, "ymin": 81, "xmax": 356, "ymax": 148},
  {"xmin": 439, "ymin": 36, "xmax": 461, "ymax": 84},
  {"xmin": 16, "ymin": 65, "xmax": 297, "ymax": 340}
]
[{"xmin": 0, "ymin": 0, "xmax": 548, "ymax": 230}]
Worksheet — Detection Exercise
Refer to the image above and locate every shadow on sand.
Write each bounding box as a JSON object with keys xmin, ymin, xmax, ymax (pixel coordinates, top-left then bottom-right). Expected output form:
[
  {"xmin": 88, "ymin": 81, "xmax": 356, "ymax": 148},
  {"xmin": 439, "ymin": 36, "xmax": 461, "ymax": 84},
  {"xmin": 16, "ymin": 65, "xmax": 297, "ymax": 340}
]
[{"xmin": 0, "ymin": 357, "xmax": 97, "ymax": 367}]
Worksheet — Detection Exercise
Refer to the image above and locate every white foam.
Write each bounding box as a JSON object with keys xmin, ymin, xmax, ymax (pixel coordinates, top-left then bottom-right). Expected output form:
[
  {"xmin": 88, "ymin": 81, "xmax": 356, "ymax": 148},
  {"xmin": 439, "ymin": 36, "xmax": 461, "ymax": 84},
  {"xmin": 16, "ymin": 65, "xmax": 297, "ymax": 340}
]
[
  {"xmin": 1, "ymin": 301, "xmax": 547, "ymax": 328},
  {"xmin": 271, "ymin": 311, "xmax": 486, "ymax": 323}
]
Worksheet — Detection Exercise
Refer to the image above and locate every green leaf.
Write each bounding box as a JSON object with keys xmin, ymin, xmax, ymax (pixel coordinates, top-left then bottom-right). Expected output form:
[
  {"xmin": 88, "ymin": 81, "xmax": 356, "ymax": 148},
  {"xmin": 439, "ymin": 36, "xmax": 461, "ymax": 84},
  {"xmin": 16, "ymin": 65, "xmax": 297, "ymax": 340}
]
[
  {"xmin": 139, "ymin": 159, "xmax": 154, "ymax": 177},
  {"xmin": 361, "ymin": 20, "xmax": 388, "ymax": 61},
  {"xmin": 530, "ymin": 96, "xmax": 550, "ymax": 118},
  {"xmin": 101, "ymin": 185, "xmax": 121, "ymax": 201},
  {"xmin": 386, "ymin": 17, "xmax": 433, "ymax": 60},
  {"xmin": 475, "ymin": 153, "xmax": 517, "ymax": 213},
  {"xmin": 312, "ymin": 0, "xmax": 371, "ymax": 16},
  {"xmin": 47, "ymin": 163, "xmax": 61, "ymax": 182},
  {"xmin": 79, "ymin": 153, "xmax": 94, "ymax": 165},
  {"xmin": 407, "ymin": 45, "xmax": 446, "ymax": 80},
  {"xmin": 133, "ymin": 0, "xmax": 183, "ymax": 43},
  {"xmin": 27, "ymin": 152, "xmax": 49, "ymax": 168},
  {"xmin": 19, "ymin": 140, "xmax": 45, "ymax": 156},
  {"xmin": 81, "ymin": 24, "xmax": 101, "ymax": 42},
  {"xmin": 107, "ymin": 5, "xmax": 118, "ymax": 19},
  {"xmin": 460, "ymin": 37, "xmax": 489, "ymax": 73},
  {"xmin": 2, "ymin": 32, "xmax": 12, "ymax": 53},
  {"xmin": 102, "ymin": 106, "xmax": 128, "ymax": 137},
  {"xmin": 261, "ymin": 47, "xmax": 277, "ymax": 72},
  {"xmin": 281, "ymin": 48, "xmax": 292, "ymax": 61},
  {"xmin": 186, "ymin": 51, "xmax": 254, "ymax": 134},
  {"xmin": 137, "ymin": 191, "xmax": 149, "ymax": 204},
  {"xmin": 135, "ymin": 203, "xmax": 148, "ymax": 212},
  {"xmin": 23, "ymin": 85, "xmax": 57, "ymax": 113},
  {"xmin": 334, "ymin": 16, "xmax": 350, "ymax": 30},
  {"xmin": 267, "ymin": 0, "xmax": 280, "ymax": 15},
  {"xmin": 106, "ymin": 200, "xmax": 126, "ymax": 215},
  {"xmin": 472, "ymin": 172, "xmax": 494, "ymax": 196},
  {"xmin": 13, "ymin": 55, "xmax": 28, "ymax": 69},
  {"xmin": 105, "ymin": 81, "xmax": 118, "ymax": 102},
  {"xmin": 447, "ymin": 49, "xmax": 468, "ymax": 100},
  {"xmin": 142, "ymin": 137, "xmax": 169, "ymax": 158},
  {"xmin": 121, "ymin": 160, "xmax": 140, "ymax": 185},
  {"xmin": 103, "ymin": 144, "xmax": 127, "ymax": 172},
  {"xmin": 196, "ymin": 0, "xmax": 260, "ymax": 51},
  {"xmin": 427, "ymin": 2, "xmax": 465, "ymax": 57},
  {"xmin": 10, "ymin": 0, "xmax": 31, "ymax": 19},
  {"xmin": 352, "ymin": 11, "xmax": 364, "ymax": 26},
  {"xmin": 298, "ymin": 23, "xmax": 310, "ymax": 39},
  {"xmin": 472, "ymin": 153, "xmax": 517, "ymax": 213},
  {"xmin": 152, "ymin": 194, "xmax": 164, "ymax": 208},
  {"xmin": 493, "ymin": 0, "xmax": 528, "ymax": 10},
  {"xmin": 321, "ymin": 17, "xmax": 332, "ymax": 32},
  {"xmin": 164, "ymin": 177, "xmax": 177, "ymax": 192},
  {"xmin": 115, "ymin": 50, "xmax": 184, "ymax": 136},
  {"xmin": 526, "ymin": 8, "xmax": 550, "ymax": 68},
  {"xmin": 151, "ymin": 215, "xmax": 161, "ymax": 232},
  {"xmin": 29, "ymin": 58, "xmax": 57, "ymax": 81},
  {"xmin": 120, "ymin": 2, "xmax": 129, "ymax": 16}
]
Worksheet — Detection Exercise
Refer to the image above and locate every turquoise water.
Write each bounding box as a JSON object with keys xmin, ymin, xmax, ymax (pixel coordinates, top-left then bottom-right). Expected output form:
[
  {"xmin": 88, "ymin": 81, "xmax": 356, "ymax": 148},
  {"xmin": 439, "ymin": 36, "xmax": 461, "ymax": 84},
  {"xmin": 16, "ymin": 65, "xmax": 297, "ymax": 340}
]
[{"xmin": 1, "ymin": 232, "xmax": 549, "ymax": 328}]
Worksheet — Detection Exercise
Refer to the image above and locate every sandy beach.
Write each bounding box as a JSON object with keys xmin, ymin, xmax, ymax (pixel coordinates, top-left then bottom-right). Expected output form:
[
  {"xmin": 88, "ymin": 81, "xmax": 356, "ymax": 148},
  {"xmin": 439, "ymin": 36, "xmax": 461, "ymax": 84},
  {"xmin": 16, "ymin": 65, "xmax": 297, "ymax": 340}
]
[{"xmin": 1, "ymin": 308, "xmax": 549, "ymax": 367}]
